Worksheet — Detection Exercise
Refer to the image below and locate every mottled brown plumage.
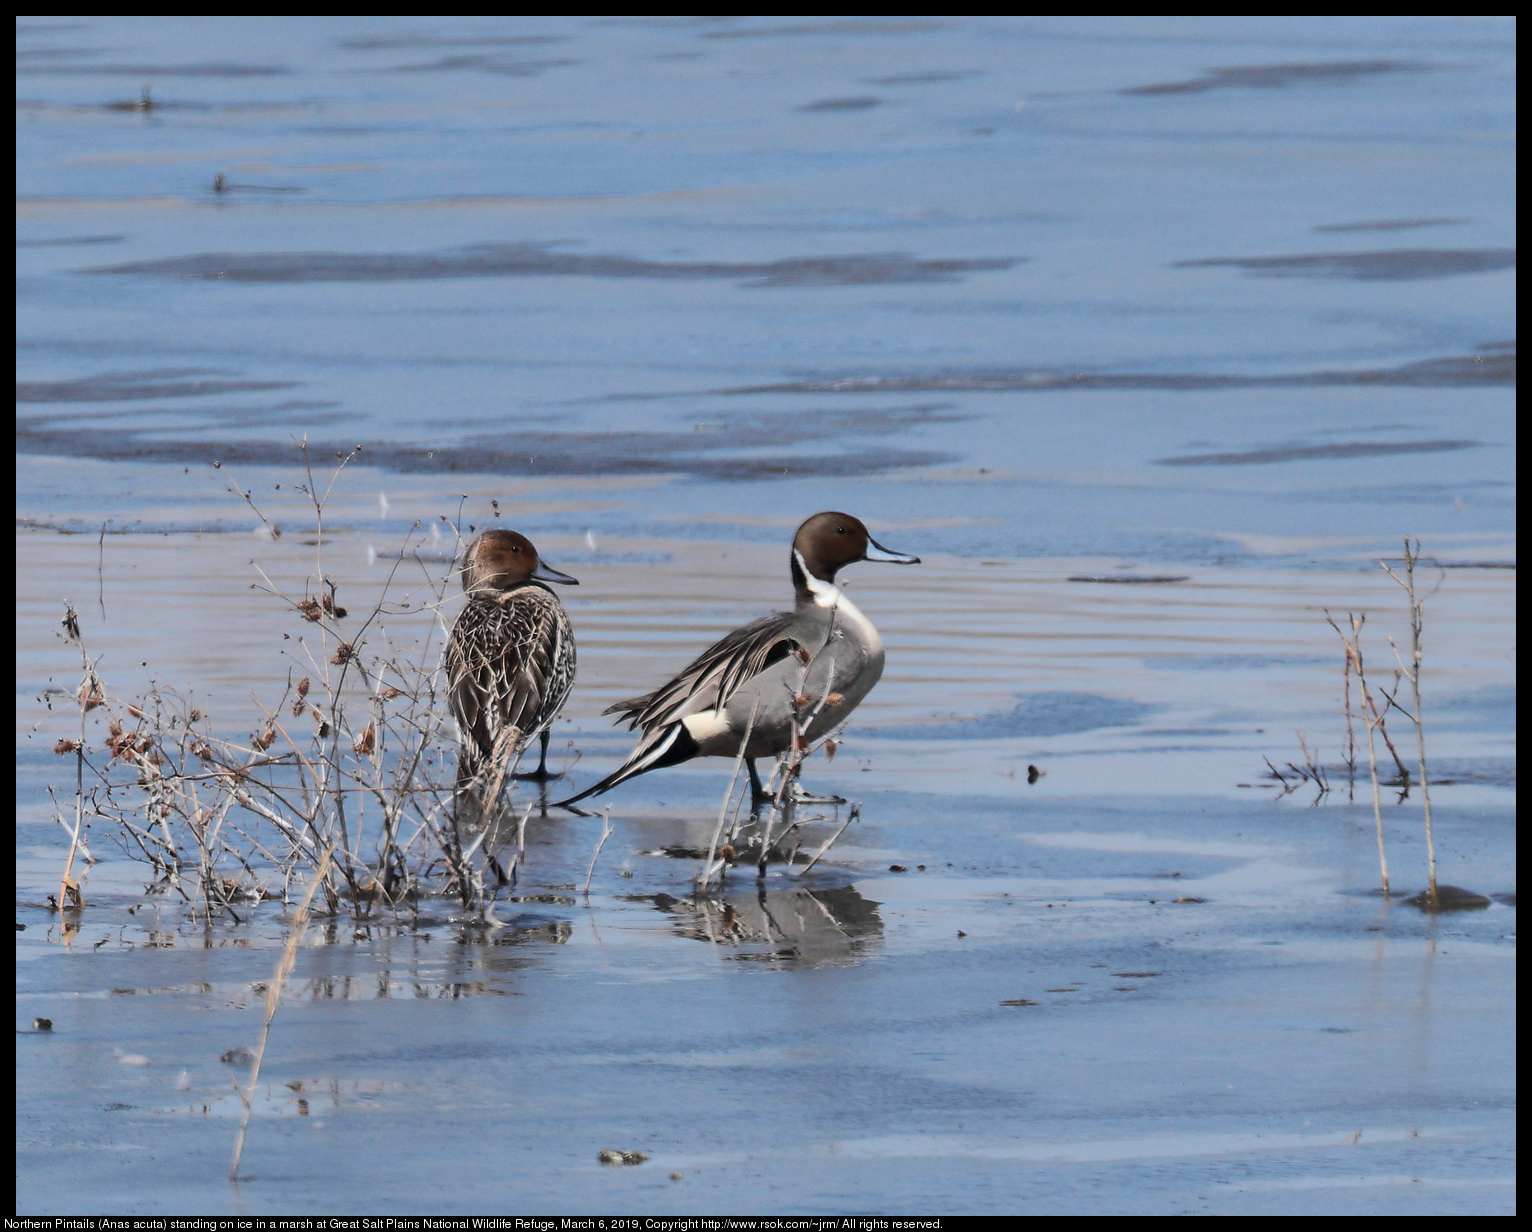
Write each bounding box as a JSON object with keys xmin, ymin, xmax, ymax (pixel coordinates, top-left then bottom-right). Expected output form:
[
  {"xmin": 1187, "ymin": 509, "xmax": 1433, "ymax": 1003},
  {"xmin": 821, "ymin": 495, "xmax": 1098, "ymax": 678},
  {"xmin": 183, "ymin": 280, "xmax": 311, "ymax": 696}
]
[{"xmin": 445, "ymin": 530, "xmax": 577, "ymax": 788}]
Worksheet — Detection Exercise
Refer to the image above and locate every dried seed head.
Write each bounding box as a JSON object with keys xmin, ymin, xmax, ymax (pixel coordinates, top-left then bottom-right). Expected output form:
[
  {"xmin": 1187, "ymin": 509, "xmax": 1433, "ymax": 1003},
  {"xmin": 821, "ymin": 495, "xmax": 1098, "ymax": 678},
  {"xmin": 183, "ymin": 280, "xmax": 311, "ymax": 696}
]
[
  {"xmin": 381, "ymin": 685, "xmax": 403, "ymax": 701},
  {"xmin": 191, "ymin": 742, "xmax": 213, "ymax": 762},
  {"xmin": 329, "ymin": 643, "xmax": 354, "ymax": 666},
  {"xmin": 824, "ymin": 738, "xmax": 839, "ymax": 762},
  {"xmin": 188, "ymin": 708, "xmax": 202, "ymax": 723},
  {"xmin": 61, "ymin": 607, "xmax": 81, "ymax": 642},
  {"xmin": 291, "ymin": 699, "xmax": 306, "ymax": 717},
  {"xmin": 296, "ymin": 677, "xmax": 310, "ymax": 699},
  {"xmin": 126, "ymin": 705, "xmax": 144, "ymax": 719},
  {"xmin": 317, "ymin": 721, "xmax": 331, "ymax": 740},
  {"xmin": 353, "ymin": 722, "xmax": 376, "ymax": 755},
  {"xmin": 720, "ymin": 845, "xmax": 737, "ymax": 863},
  {"xmin": 146, "ymin": 751, "xmax": 166, "ymax": 767},
  {"xmin": 825, "ymin": 692, "xmax": 844, "ymax": 707},
  {"xmin": 296, "ymin": 599, "xmax": 323, "ymax": 623},
  {"xmin": 78, "ymin": 682, "xmax": 104, "ymax": 712},
  {"xmin": 793, "ymin": 693, "xmax": 812, "ymax": 710},
  {"xmin": 320, "ymin": 593, "xmax": 347, "ymax": 618},
  {"xmin": 796, "ymin": 646, "xmax": 812, "ymax": 664},
  {"xmin": 792, "ymin": 731, "xmax": 808, "ymax": 752},
  {"xmin": 52, "ymin": 738, "xmax": 81, "ymax": 755},
  {"xmin": 254, "ymin": 729, "xmax": 277, "ymax": 751}
]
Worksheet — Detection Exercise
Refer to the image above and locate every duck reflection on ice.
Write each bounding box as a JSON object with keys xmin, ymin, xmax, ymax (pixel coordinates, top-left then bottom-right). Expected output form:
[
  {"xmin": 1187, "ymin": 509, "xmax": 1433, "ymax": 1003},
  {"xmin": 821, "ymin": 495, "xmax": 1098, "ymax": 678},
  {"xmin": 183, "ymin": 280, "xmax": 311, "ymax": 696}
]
[{"xmin": 649, "ymin": 883, "xmax": 882, "ymax": 966}]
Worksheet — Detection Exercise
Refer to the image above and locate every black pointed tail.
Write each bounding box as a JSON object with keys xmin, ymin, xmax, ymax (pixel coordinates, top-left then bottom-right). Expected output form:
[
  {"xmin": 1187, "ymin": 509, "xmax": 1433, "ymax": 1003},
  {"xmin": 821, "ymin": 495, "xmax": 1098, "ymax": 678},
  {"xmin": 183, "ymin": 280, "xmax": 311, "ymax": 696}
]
[{"xmin": 552, "ymin": 722, "xmax": 699, "ymax": 808}]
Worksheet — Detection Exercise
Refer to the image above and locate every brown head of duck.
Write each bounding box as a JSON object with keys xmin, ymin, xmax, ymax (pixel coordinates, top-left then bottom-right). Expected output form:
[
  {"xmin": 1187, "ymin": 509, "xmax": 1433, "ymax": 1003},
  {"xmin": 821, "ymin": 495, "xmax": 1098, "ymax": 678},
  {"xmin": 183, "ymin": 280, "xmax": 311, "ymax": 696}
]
[
  {"xmin": 789, "ymin": 511, "xmax": 919, "ymax": 605},
  {"xmin": 461, "ymin": 529, "xmax": 578, "ymax": 595}
]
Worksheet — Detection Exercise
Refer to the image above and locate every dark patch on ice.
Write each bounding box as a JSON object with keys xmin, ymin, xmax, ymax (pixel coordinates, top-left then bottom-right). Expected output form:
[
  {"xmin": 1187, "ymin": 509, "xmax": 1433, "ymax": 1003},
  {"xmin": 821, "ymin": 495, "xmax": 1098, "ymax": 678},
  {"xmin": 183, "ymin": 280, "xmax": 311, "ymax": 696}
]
[
  {"xmin": 15, "ymin": 46, "xmax": 105, "ymax": 61},
  {"xmin": 701, "ymin": 21, "xmax": 953, "ymax": 39},
  {"xmin": 684, "ymin": 344, "xmax": 1515, "ymax": 397},
  {"xmin": 17, "ymin": 235, "xmax": 125, "ymax": 247},
  {"xmin": 16, "ymin": 369, "xmax": 299, "ymax": 404},
  {"xmin": 1123, "ymin": 60, "xmax": 1432, "ymax": 97},
  {"xmin": 1175, "ymin": 248, "xmax": 1515, "ymax": 281},
  {"xmin": 1422, "ymin": 758, "xmax": 1516, "ymax": 788},
  {"xmin": 14, "ymin": 402, "xmax": 960, "ymax": 480},
  {"xmin": 866, "ymin": 71, "xmax": 981, "ymax": 85},
  {"xmin": 105, "ymin": 93, "xmax": 212, "ymax": 113},
  {"xmin": 867, "ymin": 692, "xmax": 1153, "ymax": 741},
  {"xmin": 797, "ymin": 96, "xmax": 882, "ymax": 112},
  {"xmin": 1068, "ymin": 575, "xmax": 1188, "ymax": 584},
  {"xmin": 1143, "ymin": 654, "xmax": 1330, "ymax": 671},
  {"xmin": 1157, "ymin": 440, "xmax": 1479, "ymax": 466},
  {"xmin": 82, "ymin": 242, "xmax": 1017, "ymax": 288},
  {"xmin": 20, "ymin": 399, "xmax": 347, "ymax": 431},
  {"xmin": 386, "ymin": 56, "xmax": 580, "ymax": 76},
  {"xmin": 1402, "ymin": 885, "xmax": 1492, "ymax": 913},
  {"xmin": 1314, "ymin": 218, "xmax": 1468, "ymax": 233},
  {"xmin": 15, "ymin": 61, "xmax": 289, "ymax": 77},
  {"xmin": 209, "ymin": 179, "xmax": 304, "ymax": 195},
  {"xmin": 338, "ymin": 34, "xmax": 570, "ymax": 50}
]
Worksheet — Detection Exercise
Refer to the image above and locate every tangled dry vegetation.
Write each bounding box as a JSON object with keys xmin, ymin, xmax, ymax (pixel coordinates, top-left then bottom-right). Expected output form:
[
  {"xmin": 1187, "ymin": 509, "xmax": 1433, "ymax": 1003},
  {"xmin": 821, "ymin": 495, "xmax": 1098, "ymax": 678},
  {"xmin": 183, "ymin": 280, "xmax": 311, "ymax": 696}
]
[
  {"xmin": 46, "ymin": 448, "xmax": 545, "ymax": 925},
  {"xmin": 1263, "ymin": 539, "xmax": 1446, "ymax": 904}
]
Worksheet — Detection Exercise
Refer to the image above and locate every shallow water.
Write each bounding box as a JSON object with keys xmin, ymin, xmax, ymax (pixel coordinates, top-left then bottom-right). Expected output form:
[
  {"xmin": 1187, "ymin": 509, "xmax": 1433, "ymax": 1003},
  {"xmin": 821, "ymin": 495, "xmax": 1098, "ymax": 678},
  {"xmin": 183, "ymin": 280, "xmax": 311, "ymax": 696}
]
[{"xmin": 14, "ymin": 15, "xmax": 1516, "ymax": 1215}]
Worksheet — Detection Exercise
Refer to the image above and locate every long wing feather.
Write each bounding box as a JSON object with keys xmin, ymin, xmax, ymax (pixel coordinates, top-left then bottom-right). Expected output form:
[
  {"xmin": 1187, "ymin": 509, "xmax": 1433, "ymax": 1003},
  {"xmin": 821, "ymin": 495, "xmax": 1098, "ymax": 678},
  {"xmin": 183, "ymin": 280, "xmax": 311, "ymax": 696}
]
[{"xmin": 603, "ymin": 610, "xmax": 800, "ymax": 731}]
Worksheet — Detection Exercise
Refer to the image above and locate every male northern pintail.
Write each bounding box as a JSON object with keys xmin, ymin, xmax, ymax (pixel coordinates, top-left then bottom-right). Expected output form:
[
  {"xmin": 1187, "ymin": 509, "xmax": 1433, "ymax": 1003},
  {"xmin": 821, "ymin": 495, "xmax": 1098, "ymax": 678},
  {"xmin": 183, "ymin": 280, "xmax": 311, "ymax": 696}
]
[
  {"xmin": 557, "ymin": 511, "xmax": 918, "ymax": 807},
  {"xmin": 445, "ymin": 530, "xmax": 578, "ymax": 791}
]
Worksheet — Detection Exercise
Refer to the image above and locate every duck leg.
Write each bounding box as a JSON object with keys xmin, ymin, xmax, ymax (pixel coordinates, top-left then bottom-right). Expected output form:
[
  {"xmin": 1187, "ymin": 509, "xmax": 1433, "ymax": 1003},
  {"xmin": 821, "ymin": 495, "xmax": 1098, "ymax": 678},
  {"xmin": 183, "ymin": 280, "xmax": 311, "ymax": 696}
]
[
  {"xmin": 747, "ymin": 758, "xmax": 772, "ymax": 811},
  {"xmin": 513, "ymin": 730, "xmax": 564, "ymax": 782}
]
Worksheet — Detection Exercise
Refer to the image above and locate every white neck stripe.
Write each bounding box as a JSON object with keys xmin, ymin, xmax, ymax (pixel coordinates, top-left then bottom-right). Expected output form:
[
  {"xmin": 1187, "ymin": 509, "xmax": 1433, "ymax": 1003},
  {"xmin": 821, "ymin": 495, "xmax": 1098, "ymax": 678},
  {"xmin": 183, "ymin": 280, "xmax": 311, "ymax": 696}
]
[{"xmin": 794, "ymin": 549, "xmax": 843, "ymax": 608}]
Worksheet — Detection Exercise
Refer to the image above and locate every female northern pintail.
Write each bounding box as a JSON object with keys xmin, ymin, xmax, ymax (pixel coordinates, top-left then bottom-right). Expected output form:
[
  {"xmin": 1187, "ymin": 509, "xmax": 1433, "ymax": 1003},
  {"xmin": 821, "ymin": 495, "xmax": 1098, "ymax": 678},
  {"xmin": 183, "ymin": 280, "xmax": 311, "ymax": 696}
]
[
  {"xmin": 445, "ymin": 530, "xmax": 578, "ymax": 790},
  {"xmin": 558, "ymin": 512, "xmax": 918, "ymax": 807}
]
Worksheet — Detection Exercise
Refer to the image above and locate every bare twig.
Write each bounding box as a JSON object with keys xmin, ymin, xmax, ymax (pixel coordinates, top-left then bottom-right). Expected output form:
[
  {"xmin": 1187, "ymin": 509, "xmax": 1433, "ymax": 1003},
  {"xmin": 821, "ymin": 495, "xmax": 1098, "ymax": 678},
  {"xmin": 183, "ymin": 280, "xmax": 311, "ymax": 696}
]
[
  {"xmin": 792, "ymin": 803, "xmax": 861, "ymax": 877},
  {"xmin": 1327, "ymin": 612, "xmax": 1390, "ymax": 896},
  {"xmin": 1381, "ymin": 538, "xmax": 1437, "ymax": 900},
  {"xmin": 697, "ymin": 699, "xmax": 760, "ymax": 891},
  {"xmin": 582, "ymin": 809, "xmax": 614, "ymax": 898},
  {"xmin": 230, "ymin": 845, "xmax": 334, "ymax": 1181}
]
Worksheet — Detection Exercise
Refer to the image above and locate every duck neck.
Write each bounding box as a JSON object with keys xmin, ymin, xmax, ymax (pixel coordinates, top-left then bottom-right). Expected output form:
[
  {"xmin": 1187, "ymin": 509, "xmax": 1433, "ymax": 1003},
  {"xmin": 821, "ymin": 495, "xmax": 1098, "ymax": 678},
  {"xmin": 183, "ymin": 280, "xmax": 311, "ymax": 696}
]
[{"xmin": 792, "ymin": 549, "xmax": 841, "ymax": 609}]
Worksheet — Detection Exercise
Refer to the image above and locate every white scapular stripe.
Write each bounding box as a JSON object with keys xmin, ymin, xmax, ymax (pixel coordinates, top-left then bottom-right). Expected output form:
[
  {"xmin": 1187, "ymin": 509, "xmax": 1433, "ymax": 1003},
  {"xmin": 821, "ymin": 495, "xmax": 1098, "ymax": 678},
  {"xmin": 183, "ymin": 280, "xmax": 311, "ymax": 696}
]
[{"xmin": 681, "ymin": 709, "xmax": 732, "ymax": 742}]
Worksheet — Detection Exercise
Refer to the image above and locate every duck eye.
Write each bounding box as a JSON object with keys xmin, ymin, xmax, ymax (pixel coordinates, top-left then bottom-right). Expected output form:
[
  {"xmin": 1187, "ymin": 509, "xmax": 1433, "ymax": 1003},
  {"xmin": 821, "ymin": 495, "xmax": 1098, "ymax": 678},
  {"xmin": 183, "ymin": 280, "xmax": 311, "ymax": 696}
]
[{"xmin": 836, "ymin": 526, "xmax": 846, "ymax": 534}]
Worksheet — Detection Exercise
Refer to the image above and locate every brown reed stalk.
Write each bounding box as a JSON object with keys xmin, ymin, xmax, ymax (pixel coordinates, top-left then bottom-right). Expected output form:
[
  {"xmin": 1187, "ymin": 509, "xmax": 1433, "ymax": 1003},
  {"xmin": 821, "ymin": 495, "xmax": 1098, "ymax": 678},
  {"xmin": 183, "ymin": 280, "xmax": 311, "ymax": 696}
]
[
  {"xmin": 230, "ymin": 845, "xmax": 334, "ymax": 1182},
  {"xmin": 1326, "ymin": 612, "xmax": 1390, "ymax": 896},
  {"xmin": 1381, "ymin": 539, "xmax": 1438, "ymax": 900}
]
